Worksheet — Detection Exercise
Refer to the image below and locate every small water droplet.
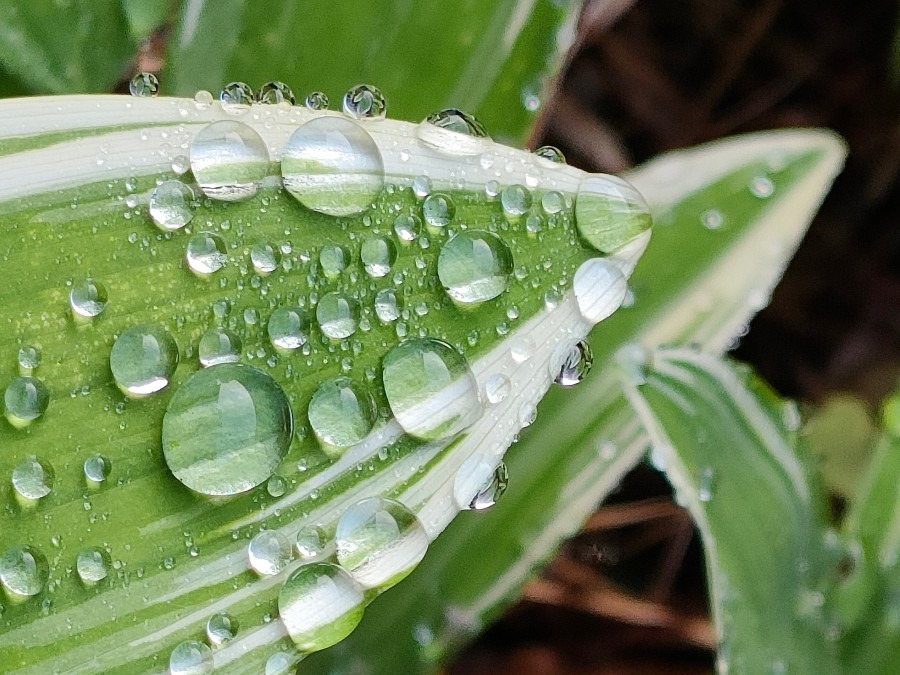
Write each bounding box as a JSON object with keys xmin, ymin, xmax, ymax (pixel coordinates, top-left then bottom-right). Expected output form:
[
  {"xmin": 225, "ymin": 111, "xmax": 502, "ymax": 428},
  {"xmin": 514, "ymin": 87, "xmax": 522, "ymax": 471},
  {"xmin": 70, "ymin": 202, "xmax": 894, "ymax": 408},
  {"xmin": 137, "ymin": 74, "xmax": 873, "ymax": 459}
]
[
  {"xmin": 194, "ymin": 90, "xmax": 214, "ymax": 107},
  {"xmin": 749, "ymin": 176, "xmax": 775, "ymax": 198},
  {"xmin": 0, "ymin": 546, "xmax": 48, "ymax": 597},
  {"xmin": 219, "ymin": 81, "xmax": 254, "ymax": 113},
  {"xmin": 257, "ymin": 81, "xmax": 295, "ymax": 105},
  {"xmin": 308, "ymin": 377, "xmax": 376, "ymax": 451},
  {"xmin": 533, "ymin": 145, "xmax": 565, "ymax": 163},
  {"xmin": 110, "ymin": 324, "xmax": 179, "ymax": 396},
  {"xmin": 573, "ymin": 258, "xmax": 628, "ymax": 325},
  {"xmin": 265, "ymin": 652, "xmax": 296, "ymax": 675},
  {"xmin": 361, "ymin": 236, "xmax": 397, "ymax": 277},
  {"xmin": 393, "ymin": 213, "xmax": 421, "ymax": 242},
  {"xmin": 278, "ymin": 562, "xmax": 365, "ymax": 651},
  {"xmin": 316, "ymin": 292, "xmax": 359, "ymax": 339},
  {"xmin": 186, "ymin": 232, "xmax": 228, "ymax": 276},
  {"xmin": 295, "ymin": 526, "xmax": 327, "ymax": 560},
  {"xmin": 484, "ymin": 180, "xmax": 500, "ymax": 198},
  {"xmin": 129, "ymin": 72, "xmax": 159, "ymax": 97},
  {"xmin": 83, "ymin": 453, "xmax": 112, "ymax": 483},
  {"xmin": 11, "ymin": 455, "xmax": 54, "ymax": 499},
  {"xmin": 575, "ymin": 175, "xmax": 652, "ymax": 253},
  {"xmin": 697, "ymin": 466, "xmax": 715, "ymax": 502},
  {"xmin": 304, "ymin": 91, "xmax": 329, "ymax": 110},
  {"xmin": 484, "ymin": 374, "xmax": 511, "ymax": 404},
  {"xmin": 206, "ymin": 612, "xmax": 239, "ymax": 647},
  {"xmin": 500, "ymin": 184, "xmax": 532, "ymax": 218},
  {"xmin": 248, "ymin": 530, "xmax": 293, "ymax": 575},
  {"xmin": 171, "ymin": 155, "xmax": 189, "ymax": 175},
  {"xmin": 438, "ymin": 230, "xmax": 513, "ymax": 304},
  {"xmin": 701, "ymin": 209, "xmax": 724, "ymax": 230},
  {"xmin": 169, "ymin": 639, "xmax": 213, "ymax": 675},
  {"xmin": 268, "ymin": 307, "xmax": 310, "ymax": 351},
  {"xmin": 16, "ymin": 345, "xmax": 40, "ymax": 374},
  {"xmin": 541, "ymin": 191, "xmax": 564, "ymax": 215},
  {"xmin": 250, "ymin": 242, "xmax": 281, "ymax": 275},
  {"xmin": 198, "ymin": 327, "xmax": 242, "ymax": 367},
  {"xmin": 342, "ymin": 84, "xmax": 386, "ymax": 119},
  {"xmin": 318, "ymin": 244, "xmax": 350, "ymax": 278},
  {"xmin": 470, "ymin": 462, "xmax": 508, "ymax": 510},
  {"xmin": 382, "ymin": 338, "xmax": 481, "ymax": 440},
  {"xmin": 5, "ymin": 376, "xmax": 49, "ymax": 427},
  {"xmin": 554, "ymin": 340, "xmax": 593, "ymax": 387},
  {"xmin": 190, "ymin": 121, "xmax": 269, "ymax": 201},
  {"xmin": 69, "ymin": 278, "xmax": 109, "ymax": 318},
  {"xmin": 162, "ymin": 363, "xmax": 293, "ymax": 495},
  {"xmin": 374, "ymin": 288, "xmax": 401, "ymax": 322},
  {"xmin": 149, "ymin": 180, "xmax": 195, "ymax": 231},
  {"xmin": 412, "ymin": 175, "xmax": 432, "ymax": 199},
  {"xmin": 422, "ymin": 193, "xmax": 455, "ymax": 228},
  {"xmin": 416, "ymin": 108, "xmax": 489, "ymax": 155},
  {"xmin": 282, "ymin": 117, "xmax": 384, "ymax": 216},
  {"xmin": 76, "ymin": 547, "xmax": 110, "ymax": 583}
]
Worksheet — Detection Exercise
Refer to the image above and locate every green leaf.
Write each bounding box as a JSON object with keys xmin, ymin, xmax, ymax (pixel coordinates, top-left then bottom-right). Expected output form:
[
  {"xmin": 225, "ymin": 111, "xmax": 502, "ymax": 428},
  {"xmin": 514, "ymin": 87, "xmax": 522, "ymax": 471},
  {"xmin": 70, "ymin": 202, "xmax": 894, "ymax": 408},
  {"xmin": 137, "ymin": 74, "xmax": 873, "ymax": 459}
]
[
  {"xmin": 303, "ymin": 130, "xmax": 848, "ymax": 673},
  {"xmin": 165, "ymin": 0, "xmax": 577, "ymax": 141},
  {"xmin": 620, "ymin": 348, "xmax": 839, "ymax": 675},
  {"xmin": 0, "ymin": 2, "xmax": 134, "ymax": 94},
  {"xmin": 0, "ymin": 94, "xmax": 648, "ymax": 673}
]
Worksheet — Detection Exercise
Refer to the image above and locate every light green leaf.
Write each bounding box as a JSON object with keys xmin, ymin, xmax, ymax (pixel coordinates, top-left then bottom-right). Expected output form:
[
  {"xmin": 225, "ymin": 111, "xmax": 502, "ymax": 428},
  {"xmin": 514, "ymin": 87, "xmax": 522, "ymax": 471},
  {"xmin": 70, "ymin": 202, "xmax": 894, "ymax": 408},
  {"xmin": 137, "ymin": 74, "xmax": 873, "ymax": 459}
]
[{"xmin": 620, "ymin": 348, "xmax": 839, "ymax": 675}]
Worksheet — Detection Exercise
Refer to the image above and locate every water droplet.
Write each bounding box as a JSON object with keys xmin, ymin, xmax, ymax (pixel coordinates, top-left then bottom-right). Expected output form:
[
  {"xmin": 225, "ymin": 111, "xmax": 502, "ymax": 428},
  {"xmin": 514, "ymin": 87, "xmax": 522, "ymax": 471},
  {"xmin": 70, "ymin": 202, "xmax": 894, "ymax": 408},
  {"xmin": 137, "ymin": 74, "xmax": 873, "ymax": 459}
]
[
  {"xmin": 186, "ymin": 232, "xmax": 228, "ymax": 276},
  {"xmin": 382, "ymin": 338, "xmax": 481, "ymax": 440},
  {"xmin": 469, "ymin": 461, "xmax": 508, "ymax": 511},
  {"xmin": 265, "ymin": 652, "xmax": 296, "ymax": 675},
  {"xmin": 296, "ymin": 526, "xmax": 327, "ymax": 560},
  {"xmin": 412, "ymin": 175, "xmax": 432, "ymax": 199},
  {"xmin": 282, "ymin": 117, "xmax": 384, "ymax": 216},
  {"xmin": 148, "ymin": 180, "xmax": 194, "ymax": 231},
  {"xmin": 393, "ymin": 213, "xmax": 421, "ymax": 243},
  {"xmin": 319, "ymin": 244, "xmax": 350, "ymax": 278},
  {"xmin": 374, "ymin": 288, "xmax": 401, "ymax": 322},
  {"xmin": 198, "ymin": 327, "xmax": 242, "ymax": 366},
  {"xmin": 219, "ymin": 81, "xmax": 254, "ymax": 113},
  {"xmin": 250, "ymin": 242, "xmax": 281, "ymax": 275},
  {"xmin": 267, "ymin": 475, "xmax": 287, "ymax": 498},
  {"xmin": 169, "ymin": 640, "xmax": 213, "ymax": 675},
  {"xmin": 422, "ymin": 193, "xmax": 455, "ymax": 228},
  {"xmin": 484, "ymin": 180, "xmax": 500, "ymax": 198},
  {"xmin": 342, "ymin": 84, "xmax": 386, "ymax": 119},
  {"xmin": 484, "ymin": 374, "xmax": 511, "ymax": 404},
  {"xmin": 76, "ymin": 547, "xmax": 110, "ymax": 583},
  {"xmin": 69, "ymin": 278, "xmax": 108, "ymax": 318},
  {"xmin": 416, "ymin": 108, "xmax": 489, "ymax": 155},
  {"xmin": 278, "ymin": 562, "xmax": 365, "ymax": 651},
  {"xmin": 308, "ymin": 377, "xmax": 375, "ymax": 450},
  {"xmin": 206, "ymin": 612, "xmax": 239, "ymax": 647},
  {"xmin": 316, "ymin": 292, "xmax": 359, "ymax": 339},
  {"xmin": 268, "ymin": 307, "xmax": 310, "ymax": 351},
  {"xmin": 554, "ymin": 340, "xmax": 593, "ymax": 387},
  {"xmin": 5, "ymin": 376, "xmax": 49, "ymax": 427},
  {"xmin": 697, "ymin": 466, "xmax": 715, "ymax": 502},
  {"xmin": 438, "ymin": 230, "xmax": 513, "ymax": 304},
  {"xmin": 248, "ymin": 530, "xmax": 293, "ymax": 576},
  {"xmin": 171, "ymin": 155, "xmax": 189, "ymax": 175},
  {"xmin": 304, "ymin": 91, "xmax": 329, "ymax": 110},
  {"xmin": 110, "ymin": 324, "xmax": 179, "ymax": 396},
  {"xmin": 361, "ymin": 237, "xmax": 397, "ymax": 278},
  {"xmin": 500, "ymin": 184, "xmax": 532, "ymax": 218},
  {"xmin": 749, "ymin": 176, "xmax": 774, "ymax": 198},
  {"xmin": 11, "ymin": 455, "xmax": 54, "ymax": 499},
  {"xmin": 16, "ymin": 345, "xmax": 40, "ymax": 374},
  {"xmin": 541, "ymin": 191, "xmax": 565, "ymax": 214},
  {"xmin": 575, "ymin": 174, "xmax": 652, "ymax": 253},
  {"xmin": 701, "ymin": 209, "xmax": 724, "ymax": 230},
  {"xmin": 257, "ymin": 81, "xmax": 295, "ymax": 105},
  {"xmin": 533, "ymin": 145, "xmax": 565, "ymax": 163},
  {"xmin": 335, "ymin": 497, "xmax": 428, "ymax": 589},
  {"xmin": 194, "ymin": 90, "xmax": 214, "ymax": 107},
  {"xmin": 83, "ymin": 453, "xmax": 112, "ymax": 483},
  {"xmin": 573, "ymin": 258, "xmax": 628, "ymax": 325},
  {"xmin": 190, "ymin": 121, "xmax": 269, "ymax": 201},
  {"xmin": 162, "ymin": 363, "xmax": 293, "ymax": 495},
  {"xmin": 0, "ymin": 546, "xmax": 48, "ymax": 597},
  {"xmin": 129, "ymin": 72, "xmax": 159, "ymax": 97}
]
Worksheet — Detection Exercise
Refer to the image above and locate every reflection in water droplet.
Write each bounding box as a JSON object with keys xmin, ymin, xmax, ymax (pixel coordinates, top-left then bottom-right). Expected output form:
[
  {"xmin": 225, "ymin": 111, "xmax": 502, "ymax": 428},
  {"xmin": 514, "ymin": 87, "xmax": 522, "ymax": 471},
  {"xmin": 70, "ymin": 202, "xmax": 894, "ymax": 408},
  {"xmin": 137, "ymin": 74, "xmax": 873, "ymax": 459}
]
[
  {"xmin": 110, "ymin": 324, "xmax": 179, "ymax": 396},
  {"xmin": 129, "ymin": 72, "xmax": 159, "ymax": 97},
  {"xmin": 342, "ymin": 84, "xmax": 386, "ymax": 119},
  {"xmin": 573, "ymin": 258, "xmax": 628, "ymax": 325},
  {"xmin": 282, "ymin": 117, "xmax": 384, "ymax": 216},
  {"xmin": 484, "ymin": 374, "xmax": 511, "ymax": 404},
  {"xmin": 70, "ymin": 278, "xmax": 108, "ymax": 318},
  {"xmin": 374, "ymin": 288, "xmax": 401, "ymax": 322},
  {"xmin": 83, "ymin": 453, "xmax": 112, "ymax": 483},
  {"xmin": 186, "ymin": 232, "xmax": 228, "ymax": 276},
  {"xmin": 541, "ymin": 191, "xmax": 565, "ymax": 215},
  {"xmin": 554, "ymin": 340, "xmax": 593, "ymax": 387},
  {"xmin": 149, "ymin": 180, "xmax": 194, "ymax": 231},
  {"xmin": 162, "ymin": 363, "xmax": 293, "ymax": 495},
  {"xmin": 248, "ymin": 531, "xmax": 293, "ymax": 576},
  {"xmin": 335, "ymin": 497, "xmax": 428, "ymax": 590},
  {"xmin": 470, "ymin": 463, "xmax": 508, "ymax": 510},
  {"xmin": 278, "ymin": 562, "xmax": 365, "ymax": 652},
  {"xmin": 5, "ymin": 377, "xmax": 49, "ymax": 427},
  {"xmin": 250, "ymin": 242, "xmax": 281, "ymax": 275},
  {"xmin": 267, "ymin": 475, "xmax": 287, "ymax": 498},
  {"xmin": 257, "ymin": 81, "xmax": 295, "ymax": 105},
  {"xmin": 422, "ymin": 193, "xmax": 455, "ymax": 228},
  {"xmin": 438, "ymin": 230, "xmax": 513, "ymax": 304},
  {"xmin": 76, "ymin": 547, "xmax": 110, "ymax": 583},
  {"xmin": 412, "ymin": 176, "xmax": 432, "ymax": 199},
  {"xmin": 533, "ymin": 145, "xmax": 566, "ymax": 163},
  {"xmin": 501, "ymin": 184, "xmax": 532, "ymax": 218},
  {"xmin": 308, "ymin": 377, "xmax": 375, "ymax": 450},
  {"xmin": 304, "ymin": 91, "xmax": 329, "ymax": 110},
  {"xmin": 382, "ymin": 338, "xmax": 481, "ymax": 440},
  {"xmin": 361, "ymin": 237, "xmax": 397, "ymax": 277},
  {"xmin": 416, "ymin": 108, "xmax": 489, "ymax": 155},
  {"xmin": 575, "ymin": 174, "xmax": 652, "ymax": 253},
  {"xmin": 17, "ymin": 345, "xmax": 40, "ymax": 374},
  {"xmin": 206, "ymin": 612, "xmax": 239, "ymax": 647},
  {"xmin": 296, "ymin": 525, "xmax": 327, "ymax": 560},
  {"xmin": 198, "ymin": 327, "xmax": 242, "ymax": 366},
  {"xmin": 0, "ymin": 546, "xmax": 48, "ymax": 597},
  {"xmin": 319, "ymin": 244, "xmax": 350, "ymax": 279},
  {"xmin": 169, "ymin": 639, "xmax": 213, "ymax": 675},
  {"xmin": 268, "ymin": 307, "xmax": 310, "ymax": 351},
  {"xmin": 316, "ymin": 292, "xmax": 359, "ymax": 339},
  {"xmin": 190, "ymin": 120, "xmax": 269, "ymax": 201},
  {"xmin": 454, "ymin": 457, "xmax": 508, "ymax": 511},
  {"xmin": 11, "ymin": 455, "xmax": 54, "ymax": 499},
  {"xmin": 219, "ymin": 82, "xmax": 254, "ymax": 113},
  {"xmin": 393, "ymin": 214, "xmax": 421, "ymax": 242}
]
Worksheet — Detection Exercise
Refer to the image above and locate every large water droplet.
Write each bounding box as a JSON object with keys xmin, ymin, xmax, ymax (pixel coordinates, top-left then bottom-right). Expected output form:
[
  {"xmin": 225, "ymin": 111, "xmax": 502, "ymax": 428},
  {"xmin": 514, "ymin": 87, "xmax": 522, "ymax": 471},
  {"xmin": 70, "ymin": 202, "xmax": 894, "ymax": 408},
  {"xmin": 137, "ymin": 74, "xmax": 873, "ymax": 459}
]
[
  {"xmin": 360, "ymin": 236, "xmax": 397, "ymax": 278},
  {"xmin": 169, "ymin": 640, "xmax": 213, "ymax": 675},
  {"xmin": 295, "ymin": 525, "xmax": 327, "ymax": 560},
  {"xmin": 149, "ymin": 180, "xmax": 194, "ymax": 231},
  {"xmin": 248, "ymin": 530, "xmax": 293, "ymax": 576},
  {"xmin": 83, "ymin": 453, "xmax": 112, "ymax": 483},
  {"xmin": 257, "ymin": 81, "xmax": 295, "ymax": 105},
  {"xmin": 198, "ymin": 327, "xmax": 242, "ymax": 366},
  {"xmin": 335, "ymin": 497, "xmax": 428, "ymax": 589},
  {"xmin": 278, "ymin": 562, "xmax": 364, "ymax": 652},
  {"xmin": 454, "ymin": 457, "xmax": 508, "ymax": 510},
  {"xmin": 162, "ymin": 363, "xmax": 293, "ymax": 496},
  {"xmin": 500, "ymin": 184, "xmax": 532, "ymax": 217},
  {"xmin": 572, "ymin": 258, "xmax": 628, "ymax": 325},
  {"xmin": 206, "ymin": 612, "xmax": 239, "ymax": 646},
  {"xmin": 69, "ymin": 278, "xmax": 108, "ymax": 318},
  {"xmin": 282, "ymin": 117, "xmax": 384, "ymax": 217},
  {"xmin": 268, "ymin": 307, "xmax": 310, "ymax": 351},
  {"xmin": 308, "ymin": 377, "xmax": 375, "ymax": 451},
  {"xmin": 109, "ymin": 324, "xmax": 179, "ymax": 396},
  {"xmin": 575, "ymin": 174, "xmax": 651, "ymax": 253},
  {"xmin": 416, "ymin": 108, "xmax": 489, "ymax": 155},
  {"xmin": 5, "ymin": 376, "xmax": 49, "ymax": 427},
  {"xmin": 250, "ymin": 242, "xmax": 281, "ymax": 275},
  {"xmin": 316, "ymin": 292, "xmax": 359, "ymax": 339},
  {"xmin": 422, "ymin": 193, "xmax": 455, "ymax": 228},
  {"xmin": 438, "ymin": 230, "xmax": 513, "ymax": 304},
  {"xmin": 382, "ymin": 338, "xmax": 481, "ymax": 440},
  {"xmin": 319, "ymin": 244, "xmax": 350, "ymax": 279},
  {"xmin": 553, "ymin": 340, "xmax": 593, "ymax": 387},
  {"xmin": 190, "ymin": 121, "xmax": 269, "ymax": 201},
  {"xmin": 129, "ymin": 72, "xmax": 159, "ymax": 97},
  {"xmin": 0, "ymin": 546, "xmax": 48, "ymax": 597},
  {"xmin": 342, "ymin": 84, "xmax": 386, "ymax": 119},
  {"xmin": 76, "ymin": 547, "xmax": 110, "ymax": 583},
  {"xmin": 11, "ymin": 455, "xmax": 54, "ymax": 499},
  {"xmin": 374, "ymin": 288, "xmax": 401, "ymax": 322},
  {"xmin": 186, "ymin": 232, "xmax": 228, "ymax": 276}
]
